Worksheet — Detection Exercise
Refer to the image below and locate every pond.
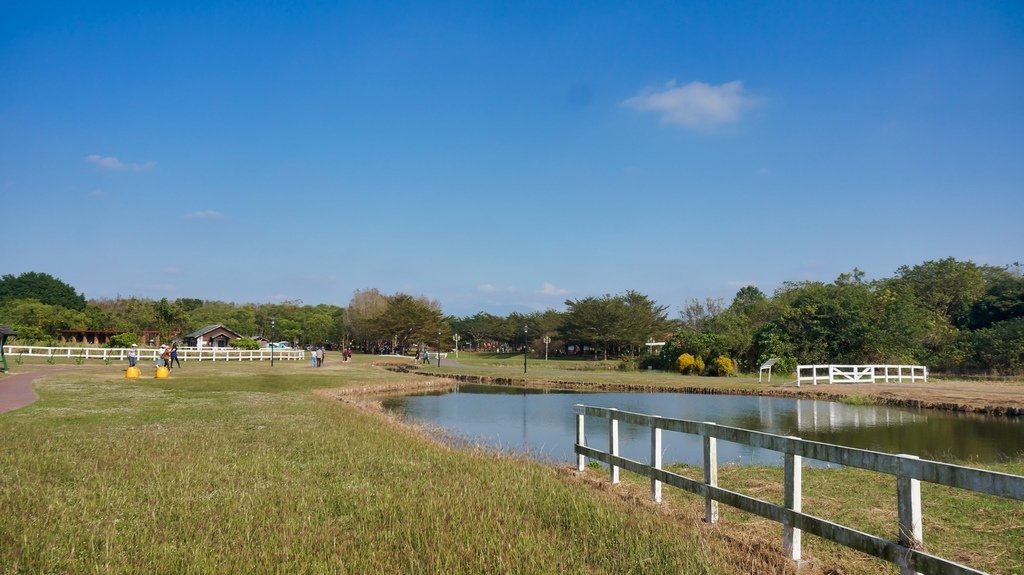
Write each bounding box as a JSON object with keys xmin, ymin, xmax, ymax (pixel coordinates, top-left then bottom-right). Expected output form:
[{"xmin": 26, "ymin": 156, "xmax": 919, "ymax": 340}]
[{"xmin": 381, "ymin": 384, "xmax": 1024, "ymax": 466}]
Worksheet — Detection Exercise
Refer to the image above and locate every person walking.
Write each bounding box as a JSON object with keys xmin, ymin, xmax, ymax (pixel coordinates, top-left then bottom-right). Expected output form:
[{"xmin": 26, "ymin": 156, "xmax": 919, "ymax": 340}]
[
  {"xmin": 161, "ymin": 345, "xmax": 172, "ymax": 370},
  {"xmin": 170, "ymin": 344, "xmax": 181, "ymax": 368},
  {"xmin": 316, "ymin": 346, "xmax": 324, "ymax": 368}
]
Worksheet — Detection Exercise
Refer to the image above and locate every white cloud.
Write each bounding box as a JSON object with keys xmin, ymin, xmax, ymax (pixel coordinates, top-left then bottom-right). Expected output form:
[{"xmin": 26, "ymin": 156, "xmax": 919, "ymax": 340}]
[
  {"xmin": 88, "ymin": 189, "xmax": 106, "ymax": 199},
  {"xmin": 187, "ymin": 210, "xmax": 223, "ymax": 219},
  {"xmin": 478, "ymin": 284, "xmax": 497, "ymax": 293},
  {"xmin": 164, "ymin": 267, "xmax": 180, "ymax": 274},
  {"xmin": 622, "ymin": 80, "xmax": 756, "ymax": 129},
  {"xmin": 86, "ymin": 154, "xmax": 156, "ymax": 172},
  {"xmin": 538, "ymin": 282, "xmax": 568, "ymax": 296}
]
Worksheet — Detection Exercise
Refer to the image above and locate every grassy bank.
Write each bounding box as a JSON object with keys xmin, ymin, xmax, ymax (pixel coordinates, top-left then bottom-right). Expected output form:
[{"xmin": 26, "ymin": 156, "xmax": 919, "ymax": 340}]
[
  {"xmin": 0, "ymin": 361, "xmax": 760, "ymax": 574},
  {"xmin": 623, "ymin": 460, "xmax": 1024, "ymax": 575},
  {"xmin": 2, "ymin": 358, "xmax": 1021, "ymax": 573}
]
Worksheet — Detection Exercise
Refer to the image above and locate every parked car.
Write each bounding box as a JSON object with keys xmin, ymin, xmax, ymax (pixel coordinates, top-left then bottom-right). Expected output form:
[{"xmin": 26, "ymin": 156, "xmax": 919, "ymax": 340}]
[{"xmin": 268, "ymin": 341, "xmax": 291, "ymax": 349}]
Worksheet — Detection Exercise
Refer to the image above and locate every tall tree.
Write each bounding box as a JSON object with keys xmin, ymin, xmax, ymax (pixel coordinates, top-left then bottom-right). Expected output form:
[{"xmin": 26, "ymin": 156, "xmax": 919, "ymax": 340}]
[
  {"xmin": 619, "ymin": 290, "xmax": 671, "ymax": 355},
  {"xmin": 374, "ymin": 294, "xmax": 445, "ymax": 350},
  {"xmin": 345, "ymin": 289, "xmax": 388, "ymax": 349},
  {"xmin": 450, "ymin": 312, "xmax": 504, "ymax": 351},
  {"xmin": 894, "ymin": 258, "xmax": 986, "ymax": 328},
  {"xmin": 0, "ymin": 272, "xmax": 87, "ymax": 311},
  {"xmin": 560, "ymin": 294, "xmax": 628, "ymax": 360}
]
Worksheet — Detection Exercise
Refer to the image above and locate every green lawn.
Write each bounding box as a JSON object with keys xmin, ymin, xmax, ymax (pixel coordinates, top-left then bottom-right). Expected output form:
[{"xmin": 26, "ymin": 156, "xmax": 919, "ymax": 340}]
[
  {"xmin": 2, "ymin": 357, "xmax": 1020, "ymax": 574},
  {"xmin": 0, "ymin": 360, "xmax": 745, "ymax": 574}
]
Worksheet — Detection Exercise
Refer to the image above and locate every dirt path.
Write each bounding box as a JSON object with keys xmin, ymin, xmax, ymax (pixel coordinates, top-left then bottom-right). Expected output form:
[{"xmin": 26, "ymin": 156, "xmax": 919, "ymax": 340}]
[{"xmin": 0, "ymin": 370, "xmax": 44, "ymax": 413}]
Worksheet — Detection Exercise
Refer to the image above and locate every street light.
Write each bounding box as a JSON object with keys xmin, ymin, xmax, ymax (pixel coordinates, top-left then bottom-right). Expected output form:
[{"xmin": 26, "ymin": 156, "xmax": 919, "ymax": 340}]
[
  {"xmin": 270, "ymin": 318, "xmax": 276, "ymax": 367},
  {"xmin": 543, "ymin": 335, "xmax": 551, "ymax": 361},
  {"xmin": 452, "ymin": 333, "xmax": 460, "ymax": 359},
  {"xmin": 437, "ymin": 329, "xmax": 442, "ymax": 367},
  {"xmin": 523, "ymin": 325, "xmax": 528, "ymax": 374}
]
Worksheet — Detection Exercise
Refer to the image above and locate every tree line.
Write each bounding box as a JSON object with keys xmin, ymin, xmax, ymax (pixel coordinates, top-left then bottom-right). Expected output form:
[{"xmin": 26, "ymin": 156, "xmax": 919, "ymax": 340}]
[{"xmin": 1, "ymin": 257, "xmax": 1021, "ymax": 374}]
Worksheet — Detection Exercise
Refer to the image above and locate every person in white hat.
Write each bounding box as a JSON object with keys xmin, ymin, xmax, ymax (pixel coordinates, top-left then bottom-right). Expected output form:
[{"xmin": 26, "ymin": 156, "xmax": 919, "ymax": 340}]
[
  {"xmin": 128, "ymin": 344, "xmax": 138, "ymax": 368},
  {"xmin": 156, "ymin": 344, "xmax": 167, "ymax": 368}
]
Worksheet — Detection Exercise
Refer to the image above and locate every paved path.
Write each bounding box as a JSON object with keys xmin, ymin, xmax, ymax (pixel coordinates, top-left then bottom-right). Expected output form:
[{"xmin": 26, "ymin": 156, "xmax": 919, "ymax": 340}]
[{"xmin": 0, "ymin": 371, "xmax": 43, "ymax": 413}]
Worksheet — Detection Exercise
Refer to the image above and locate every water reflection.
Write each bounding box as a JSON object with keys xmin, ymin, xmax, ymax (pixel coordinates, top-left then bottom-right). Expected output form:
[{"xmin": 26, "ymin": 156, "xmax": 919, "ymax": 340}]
[{"xmin": 381, "ymin": 384, "xmax": 1023, "ymax": 467}]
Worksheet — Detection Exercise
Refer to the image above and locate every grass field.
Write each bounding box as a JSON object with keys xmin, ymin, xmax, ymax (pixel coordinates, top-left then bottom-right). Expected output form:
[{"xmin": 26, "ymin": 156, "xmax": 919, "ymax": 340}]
[
  {"xmin": 1, "ymin": 354, "xmax": 1021, "ymax": 574},
  {"xmin": 0, "ymin": 358, "xmax": 762, "ymax": 574}
]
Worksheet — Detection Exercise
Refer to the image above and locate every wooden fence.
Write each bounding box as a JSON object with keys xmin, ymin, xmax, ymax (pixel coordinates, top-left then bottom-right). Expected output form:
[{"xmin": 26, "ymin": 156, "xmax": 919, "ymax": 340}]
[
  {"xmin": 2, "ymin": 345, "xmax": 306, "ymax": 362},
  {"xmin": 796, "ymin": 364, "xmax": 928, "ymax": 386},
  {"xmin": 573, "ymin": 404, "xmax": 1024, "ymax": 575}
]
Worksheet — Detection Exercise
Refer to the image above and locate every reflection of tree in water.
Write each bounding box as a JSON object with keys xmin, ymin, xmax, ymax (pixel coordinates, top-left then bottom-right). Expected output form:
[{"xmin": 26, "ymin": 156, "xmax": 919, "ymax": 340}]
[{"xmin": 384, "ymin": 389, "xmax": 1024, "ymax": 466}]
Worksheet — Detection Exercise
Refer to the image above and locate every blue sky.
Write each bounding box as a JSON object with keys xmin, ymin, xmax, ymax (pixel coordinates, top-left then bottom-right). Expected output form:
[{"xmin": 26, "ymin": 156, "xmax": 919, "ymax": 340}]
[{"xmin": 2, "ymin": 1, "xmax": 1022, "ymax": 317}]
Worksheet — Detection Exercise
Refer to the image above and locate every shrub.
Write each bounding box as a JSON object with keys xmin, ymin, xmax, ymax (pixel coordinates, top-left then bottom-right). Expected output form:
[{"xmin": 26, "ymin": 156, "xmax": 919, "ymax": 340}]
[
  {"xmin": 617, "ymin": 355, "xmax": 638, "ymax": 371},
  {"xmin": 231, "ymin": 337, "xmax": 261, "ymax": 350},
  {"xmin": 638, "ymin": 356, "xmax": 661, "ymax": 371},
  {"xmin": 676, "ymin": 353, "xmax": 704, "ymax": 375},
  {"xmin": 708, "ymin": 356, "xmax": 736, "ymax": 376},
  {"xmin": 108, "ymin": 333, "xmax": 139, "ymax": 348}
]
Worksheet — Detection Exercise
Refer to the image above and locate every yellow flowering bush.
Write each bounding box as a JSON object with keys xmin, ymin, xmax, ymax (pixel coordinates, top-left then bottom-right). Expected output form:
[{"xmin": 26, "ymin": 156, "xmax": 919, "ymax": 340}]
[{"xmin": 676, "ymin": 353, "xmax": 704, "ymax": 375}]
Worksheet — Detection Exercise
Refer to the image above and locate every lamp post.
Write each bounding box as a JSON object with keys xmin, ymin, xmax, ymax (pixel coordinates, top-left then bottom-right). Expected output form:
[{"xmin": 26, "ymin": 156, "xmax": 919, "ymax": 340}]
[
  {"xmin": 437, "ymin": 329, "xmax": 442, "ymax": 367},
  {"xmin": 452, "ymin": 333, "xmax": 460, "ymax": 359},
  {"xmin": 543, "ymin": 335, "xmax": 551, "ymax": 361},
  {"xmin": 270, "ymin": 319, "xmax": 276, "ymax": 367},
  {"xmin": 523, "ymin": 325, "xmax": 528, "ymax": 374}
]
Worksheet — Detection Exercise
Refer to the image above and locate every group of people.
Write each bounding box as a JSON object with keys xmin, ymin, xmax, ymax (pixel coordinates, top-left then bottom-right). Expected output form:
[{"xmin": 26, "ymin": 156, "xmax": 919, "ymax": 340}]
[
  {"xmin": 309, "ymin": 346, "xmax": 353, "ymax": 367},
  {"xmin": 125, "ymin": 343, "xmax": 180, "ymax": 370},
  {"xmin": 156, "ymin": 344, "xmax": 181, "ymax": 370}
]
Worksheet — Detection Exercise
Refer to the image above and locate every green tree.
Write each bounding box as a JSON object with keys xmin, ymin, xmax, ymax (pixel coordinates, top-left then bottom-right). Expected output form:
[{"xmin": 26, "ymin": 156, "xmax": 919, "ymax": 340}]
[
  {"xmin": 374, "ymin": 294, "xmax": 445, "ymax": 351},
  {"xmin": 0, "ymin": 298, "xmax": 87, "ymax": 342},
  {"xmin": 345, "ymin": 289, "xmax": 388, "ymax": 349},
  {"xmin": 302, "ymin": 313, "xmax": 334, "ymax": 345},
  {"xmin": 894, "ymin": 258, "xmax": 986, "ymax": 328},
  {"xmin": 619, "ymin": 290, "xmax": 671, "ymax": 356},
  {"xmin": 955, "ymin": 317, "xmax": 1024, "ymax": 374},
  {"xmin": 0, "ymin": 272, "xmax": 86, "ymax": 311},
  {"xmin": 967, "ymin": 265, "xmax": 1024, "ymax": 329},
  {"xmin": 450, "ymin": 312, "xmax": 504, "ymax": 351},
  {"xmin": 560, "ymin": 295, "xmax": 629, "ymax": 360}
]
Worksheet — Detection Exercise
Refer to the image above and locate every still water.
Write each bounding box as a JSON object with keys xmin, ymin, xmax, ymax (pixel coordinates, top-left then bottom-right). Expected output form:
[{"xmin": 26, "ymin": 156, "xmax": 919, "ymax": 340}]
[{"xmin": 381, "ymin": 384, "xmax": 1024, "ymax": 466}]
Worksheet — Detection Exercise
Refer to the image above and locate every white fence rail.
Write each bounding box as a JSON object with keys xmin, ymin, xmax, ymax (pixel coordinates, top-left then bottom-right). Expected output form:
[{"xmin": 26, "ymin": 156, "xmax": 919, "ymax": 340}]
[
  {"xmin": 574, "ymin": 404, "xmax": 1023, "ymax": 575},
  {"xmin": 2, "ymin": 345, "xmax": 305, "ymax": 362},
  {"xmin": 796, "ymin": 364, "xmax": 927, "ymax": 386}
]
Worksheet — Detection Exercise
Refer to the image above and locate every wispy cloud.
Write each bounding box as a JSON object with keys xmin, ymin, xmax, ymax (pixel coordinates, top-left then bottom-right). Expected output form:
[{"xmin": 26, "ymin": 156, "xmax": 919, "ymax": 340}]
[
  {"xmin": 86, "ymin": 154, "xmax": 156, "ymax": 172},
  {"xmin": 88, "ymin": 189, "xmax": 106, "ymax": 199},
  {"xmin": 187, "ymin": 210, "xmax": 223, "ymax": 219},
  {"xmin": 163, "ymin": 267, "xmax": 180, "ymax": 274},
  {"xmin": 538, "ymin": 282, "xmax": 568, "ymax": 296},
  {"xmin": 622, "ymin": 80, "xmax": 756, "ymax": 129},
  {"xmin": 478, "ymin": 284, "xmax": 498, "ymax": 293}
]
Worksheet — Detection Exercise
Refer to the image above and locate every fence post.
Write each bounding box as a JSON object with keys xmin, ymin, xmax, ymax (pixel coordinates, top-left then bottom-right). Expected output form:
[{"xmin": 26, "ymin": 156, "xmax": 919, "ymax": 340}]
[
  {"xmin": 575, "ymin": 405, "xmax": 586, "ymax": 472},
  {"xmin": 783, "ymin": 436, "xmax": 803, "ymax": 562},
  {"xmin": 702, "ymin": 422, "xmax": 719, "ymax": 523},
  {"xmin": 609, "ymin": 408, "xmax": 620, "ymax": 485},
  {"xmin": 897, "ymin": 454, "xmax": 923, "ymax": 575},
  {"xmin": 650, "ymin": 417, "xmax": 662, "ymax": 503}
]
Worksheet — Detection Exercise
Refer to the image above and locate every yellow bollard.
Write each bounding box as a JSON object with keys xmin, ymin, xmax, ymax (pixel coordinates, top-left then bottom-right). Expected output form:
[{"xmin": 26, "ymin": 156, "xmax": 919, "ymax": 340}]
[
  {"xmin": 125, "ymin": 366, "xmax": 141, "ymax": 379},
  {"xmin": 155, "ymin": 366, "xmax": 169, "ymax": 379}
]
